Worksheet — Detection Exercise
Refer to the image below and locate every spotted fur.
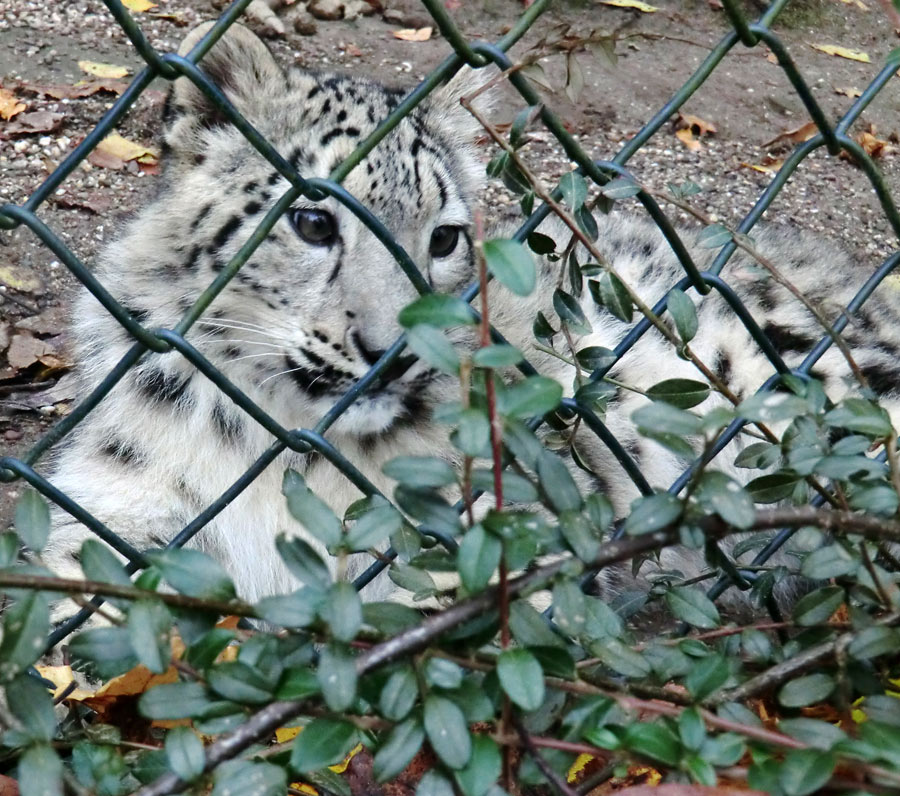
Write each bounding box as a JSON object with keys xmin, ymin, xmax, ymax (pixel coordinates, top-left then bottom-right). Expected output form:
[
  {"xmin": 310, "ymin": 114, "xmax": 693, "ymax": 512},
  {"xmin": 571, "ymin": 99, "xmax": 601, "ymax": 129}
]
[{"xmin": 44, "ymin": 23, "xmax": 900, "ymax": 619}]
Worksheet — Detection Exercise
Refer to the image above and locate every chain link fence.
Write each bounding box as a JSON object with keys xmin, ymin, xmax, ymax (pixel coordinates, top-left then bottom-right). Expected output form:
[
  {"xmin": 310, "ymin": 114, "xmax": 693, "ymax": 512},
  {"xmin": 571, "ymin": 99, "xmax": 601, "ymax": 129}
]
[{"xmin": 1, "ymin": 0, "xmax": 900, "ymax": 652}]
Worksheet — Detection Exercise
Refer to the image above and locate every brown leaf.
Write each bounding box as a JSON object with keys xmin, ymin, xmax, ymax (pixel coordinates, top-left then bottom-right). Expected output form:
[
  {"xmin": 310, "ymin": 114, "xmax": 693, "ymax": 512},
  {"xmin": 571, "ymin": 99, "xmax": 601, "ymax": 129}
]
[
  {"xmin": 0, "ymin": 87, "xmax": 26, "ymax": 120},
  {"xmin": 834, "ymin": 85, "xmax": 863, "ymax": 98},
  {"xmin": 677, "ymin": 112, "xmax": 717, "ymax": 137},
  {"xmin": 88, "ymin": 133, "xmax": 158, "ymax": 170},
  {"xmin": 763, "ymin": 120, "xmax": 818, "ymax": 148},
  {"xmin": 740, "ymin": 156, "xmax": 784, "ymax": 174},
  {"xmin": 52, "ymin": 190, "xmax": 114, "ymax": 215},
  {"xmin": 7, "ymin": 334, "xmax": 51, "ymax": 371},
  {"xmin": 0, "ymin": 111, "xmax": 64, "ymax": 138},
  {"xmin": 16, "ymin": 79, "xmax": 129, "ymax": 99},
  {"xmin": 675, "ymin": 127, "xmax": 701, "ymax": 151},
  {"xmin": 15, "ymin": 308, "xmax": 67, "ymax": 336},
  {"xmin": 392, "ymin": 26, "xmax": 433, "ymax": 41},
  {"xmin": 78, "ymin": 60, "xmax": 130, "ymax": 79},
  {"xmin": 346, "ymin": 42, "xmax": 363, "ymax": 56}
]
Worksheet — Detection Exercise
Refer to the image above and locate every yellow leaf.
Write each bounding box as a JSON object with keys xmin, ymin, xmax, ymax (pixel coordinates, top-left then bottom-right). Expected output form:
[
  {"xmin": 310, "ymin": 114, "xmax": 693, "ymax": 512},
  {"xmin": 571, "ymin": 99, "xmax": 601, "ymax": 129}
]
[
  {"xmin": 600, "ymin": 0, "xmax": 658, "ymax": 11},
  {"xmin": 35, "ymin": 666, "xmax": 93, "ymax": 701},
  {"xmin": 567, "ymin": 753, "xmax": 594, "ymax": 783},
  {"xmin": 740, "ymin": 159, "xmax": 784, "ymax": 174},
  {"xmin": 834, "ymin": 85, "xmax": 863, "ymax": 98},
  {"xmin": 78, "ymin": 60, "xmax": 130, "ymax": 79},
  {"xmin": 96, "ymin": 133, "xmax": 159, "ymax": 163},
  {"xmin": 330, "ymin": 743, "xmax": 362, "ymax": 774},
  {"xmin": 838, "ymin": 0, "xmax": 868, "ymax": 8},
  {"xmin": 392, "ymin": 27, "xmax": 433, "ymax": 41},
  {"xmin": 0, "ymin": 87, "xmax": 26, "ymax": 120},
  {"xmin": 289, "ymin": 784, "xmax": 318, "ymax": 796},
  {"xmin": 677, "ymin": 112, "xmax": 717, "ymax": 137},
  {"xmin": 675, "ymin": 127, "xmax": 701, "ymax": 151},
  {"xmin": 276, "ymin": 725, "xmax": 302, "ymax": 743},
  {"xmin": 810, "ymin": 44, "xmax": 871, "ymax": 63},
  {"xmin": 122, "ymin": 0, "xmax": 157, "ymax": 10}
]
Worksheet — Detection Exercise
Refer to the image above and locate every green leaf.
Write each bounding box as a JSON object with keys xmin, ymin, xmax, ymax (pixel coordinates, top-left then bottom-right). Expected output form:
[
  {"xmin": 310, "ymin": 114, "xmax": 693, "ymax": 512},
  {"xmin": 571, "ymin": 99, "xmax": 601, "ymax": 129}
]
[
  {"xmin": 454, "ymin": 735, "xmax": 502, "ymax": 796},
  {"xmin": 347, "ymin": 503, "xmax": 403, "ymax": 553},
  {"xmin": 81, "ymin": 538, "xmax": 132, "ymax": 596},
  {"xmin": 0, "ymin": 591, "xmax": 49, "ymax": 681},
  {"xmin": 384, "ymin": 457, "xmax": 457, "ymax": 488},
  {"xmin": 738, "ymin": 392, "xmax": 810, "ymax": 423},
  {"xmin": 527, "ymin": 231, "xmax": 556, "ymax": 255},
  {"xmin": 417, "ymin": 771, "xmax": 455, "ymax": 796},
  {"xmin": 18, "ymin": 744, "xmax": 62, "ymax": 796},
  {"xmin": 275, "ymin": 667, "xmax": 319, "ymax": 701},
  {"xmin": 457, "ymin": 524, "xmax": 501, "ymax": 593},
  {"xmin": 824, "ymin": 398, "xmax": 892, "ymax": 437},
  {"xmin": 559, "ymin": 171, "xmax": 588, "ymax": 211},
  {"xmin": 128, "ymin": 600, "xmax": 172, "ymax": 674},
  {"xmin": 684, "ymin": 654, "xmax": 729, "ymax": 700},
  {"xmin": 778, "ymin": 718, "xmax": 846, "ymax": 750},
  {"xmin": 68, "ymin": 626, "xmax": 138, "ymax": 680},
  {"xmin": 317, "ymin": 643, "xmax": 357, "ymax": 711},
  {"xmin": 576, "ymin": 346, "xmax": 617, "ymax": 373},
  {"xmin": 792, "ymin": 586, "xmax": 844, "ymax": 626},
  {"xmin": 389, "ymin": 563, "xmax": 437, "ymax": 601},
  {"xmin": 684, "ymin": 755, "xmax": 716, "ymax": 787},
  {"xmin": 7, "ymin": 672, "xmax": 56, "ymax": 741},
  {"xmin": 741, "ymin": 628, "xmax": 772, "ymax": 663},
  {"xmin": 595, "ymin": 638, "xmax": 651, "ymax": 678},
  {"xmin": 624, "ymin": 722, "xmax": 680, "ymax": 766},
  {"xmin": 424, "ymin": 695, "xmax": 472, "ymax": 769},
  {"xmin": 373, "ymin": 718, "xmax": 425, "ymax": 782},
  {"xmin": 633, "ymin": 401, "xmax": 703, "ymax": 436},
  {"xmin": 256, "ymin": 588, "xmax": 323, "ymax": 628},
  {"xmin": 778, "ymin": 749, "xmax": 836, "ymax": 796},
  {"xmin": 778, "ymin": 673, "xmax": 835, "ymax": 708},
  {"xmin": 553, "ymin": 289, "xmax": 592, "ymax": 335},
  {"xmin": 363, "ymin": 602, "xmax": 422, "ymax": 635},
  {"xmin": 211, "ymin": 760, "xmax": 286, "ymax": 796},
  {"xmin": 379, "ymin": 667, "xmax": 418, "ymax": 721},
  {"xmin": 553, "ymin": 579, "xmax": 587, "ymax": 636},
  {"xmin": 282, "ymin": 471, "xmax": 342, "ymax": 550},
  {"xmin": 666, "ymin": 288, "xmax": 697, "ymax": 343},
  {"xmin": 624, "ymin": 493, "xmax": 682, "ymax": 535},
  {"xmin": 695, "ymin": 472, "xmax": 755, "ymax": 529},
  {"xmin": 452, "ymin": 409, "xmax": 491, "ymax": 456},
  {"xmin": 0, "ymin": 531, "xmax": 18, "ymax": 568},
  {"xmin": 497, "ymin": 649, "xmax": 545, "ymax": 710},
  {"xmin": 646, "ymin": 378, "xmax": 709, "ymax": 409},
  {"xmin": 499, "ymin": 377, "xmax": 563, "ymax": 419},
  {"xmin": 483, "ymin": 239, "xmax": 537, "ymax": 297},
  {"xmin": 165, "ymin": 726, "xmax": 204, "ymax": 783},
  {"xmin": 291, "ymin": 718, "xmax": 358, "ymax": 773},
  {"xmin": 319, "ymin": 581, "xmax": 362, "ymax": 642},
  {"xmin": 678, "ymin": 707, "xmax": 706, "ymax": 751},
  {"xmin": 532, "ymin": 311, "xmax": 556, "ymax": 343},
  {"xmin": 595, "ymin": 272, "xmax": 633, "ymax": 323},
  {"xmin": 399, "ymin": 294, "xmax": 475, "ymax": 328},
  {"xmin": 274, "ymin": 533, "xmax": 332, "ymax": 590},
  {"xmin": 697, "ymin": 223, "xmax": 731, "ymax": 248},
  {"xmin": 470, "ymin": 469, "xmax": 538, "ymax": 503},
  {"xmin": 425, "ymin": 657, "xmax": 464, "ymax": 690},
  {"xmin": 139, "ymin": 682, "xmax": 211, "ymax": 720},
  {"xmin": 537, "ymin": 453, "xmax": 582, "ymax": 513},
  {"xmin": 745, "ymin": 472, "xmax": 802, "ymax": 503},
  {"xmin": 147, "ymin": 548, "xmax": 235, "ymax": 601},
  {"xmin": 734, "ymin": 442, "xmax": 781, "ymax": 470},
  {"xmin": 509, "ymin": 601, "xmax": 567, "ymax": 649},
  {"xmin": 208, "ymin": 661, "xmax": 273, "ymax": 705},
  {"xmin": 473, "ymin": 344, "xmax": 524, "ymax": 368},
  {"xmin": 848, "ymin": 626, "xmax": 900, "ymax": 661},
  {"xmin": 700, "ymin": 731, "xmax": 746, "ymax": 765},
  {"xmin": 406, "ymin": 324, "xmax": 460, "ymax": 373},
  {"xmin": 600, "ymin": 177, "xmax": 640, "ymax": 199},
  {"xmin": 14, "ymin": 489, "xmax": 50, "ymax": 552}
]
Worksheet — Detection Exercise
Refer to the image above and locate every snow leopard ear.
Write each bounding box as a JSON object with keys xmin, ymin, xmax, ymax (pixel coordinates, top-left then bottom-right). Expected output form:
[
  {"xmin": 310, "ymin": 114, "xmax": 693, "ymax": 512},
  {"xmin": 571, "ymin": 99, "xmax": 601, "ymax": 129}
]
[
  {"xmin": 427, "ymin": 65, "xmax": 498, "ymax": 145},
  {"xmin": 164, "ymin": 21, "xmax": 283, "ymax": 158}
]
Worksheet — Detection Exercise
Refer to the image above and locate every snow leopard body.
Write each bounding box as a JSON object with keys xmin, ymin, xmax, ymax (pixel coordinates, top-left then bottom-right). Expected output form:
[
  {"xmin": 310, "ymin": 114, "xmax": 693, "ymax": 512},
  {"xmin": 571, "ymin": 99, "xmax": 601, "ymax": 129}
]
[{"xmin": 42, "ymin": 23, "xmax": 900, "ymax": 616}]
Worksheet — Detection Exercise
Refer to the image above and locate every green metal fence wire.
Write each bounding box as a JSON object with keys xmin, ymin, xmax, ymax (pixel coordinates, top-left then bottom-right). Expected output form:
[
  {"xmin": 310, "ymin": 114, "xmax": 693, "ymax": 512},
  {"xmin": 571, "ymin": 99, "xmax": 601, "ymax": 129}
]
[{"xmin": 2, "ymin": 0, "xmax": 900, "ymax": 648}]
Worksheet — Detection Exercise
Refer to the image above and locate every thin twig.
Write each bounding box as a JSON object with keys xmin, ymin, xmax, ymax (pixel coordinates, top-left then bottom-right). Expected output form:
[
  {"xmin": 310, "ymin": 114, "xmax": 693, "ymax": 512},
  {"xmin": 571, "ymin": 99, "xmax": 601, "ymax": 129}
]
[{"xmin": 511, "ymin": 715, "xmax": 581, "ymax": 796}]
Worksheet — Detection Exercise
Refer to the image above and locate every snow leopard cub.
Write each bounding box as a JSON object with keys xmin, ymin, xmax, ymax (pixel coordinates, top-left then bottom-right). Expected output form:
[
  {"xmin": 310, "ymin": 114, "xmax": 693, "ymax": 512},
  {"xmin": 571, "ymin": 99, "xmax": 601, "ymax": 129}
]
[{"xmin": 44, "ymin": 22, "xmax": 900, "ymax": 617}]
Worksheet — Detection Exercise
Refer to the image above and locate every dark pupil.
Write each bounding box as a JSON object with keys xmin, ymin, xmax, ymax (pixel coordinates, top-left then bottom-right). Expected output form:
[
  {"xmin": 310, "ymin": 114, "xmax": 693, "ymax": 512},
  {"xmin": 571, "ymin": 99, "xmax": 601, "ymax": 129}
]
[
  {"xmin": 430, "ymin": 226, "xmax": 459, "ymax": 257},
  {"xmin": 293, "ymin": 209, "xmax": 335, "ymax": 245}
]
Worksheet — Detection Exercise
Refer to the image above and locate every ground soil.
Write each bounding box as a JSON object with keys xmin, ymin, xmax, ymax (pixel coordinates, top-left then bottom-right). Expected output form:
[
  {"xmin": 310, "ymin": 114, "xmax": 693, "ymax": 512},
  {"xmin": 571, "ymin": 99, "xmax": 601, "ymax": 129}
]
[{"xmin": 1, "ymin": 0, "xmax": 899, "ymax": 527}]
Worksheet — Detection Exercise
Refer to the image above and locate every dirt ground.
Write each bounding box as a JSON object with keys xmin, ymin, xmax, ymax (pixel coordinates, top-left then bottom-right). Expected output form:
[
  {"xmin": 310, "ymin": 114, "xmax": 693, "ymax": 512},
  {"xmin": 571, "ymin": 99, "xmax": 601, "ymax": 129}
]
[{"xmin": 1, "ymin": 0, "xmax": 899, "ymax": 527}]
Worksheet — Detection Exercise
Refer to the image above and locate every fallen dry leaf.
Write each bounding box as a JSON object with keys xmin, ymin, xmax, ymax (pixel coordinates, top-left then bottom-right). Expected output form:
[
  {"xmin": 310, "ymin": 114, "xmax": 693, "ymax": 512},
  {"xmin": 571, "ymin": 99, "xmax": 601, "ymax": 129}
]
[
  {"xmin": 0, "ymin": 110, "xmax": 64, "ymax": 138},
  {"xmin": 6, "ymin": 333, "xmax": 70, "ymax": 372},
  {"xmin": 763, "ymin": 120, "xmax": 818, "ymax": 148},
  {"xmin": 16, "ymin": 79, "xmax": 129, "ymax": 99},
  {"xmin": 675, "ymin": 127, "xmax": 701, "ymax": 151},
  {"xmin": 838, "ymin": 0, "xmax": 868, "ymax": 8},
  {"xmin": 614, "ymin": 787, "xmax": 766, "ymax": 796},
  {"xmin": 0, "ymin": 264, "xmax": 43, "ymax": 294},
  {"xmin": 834, "ymin": 85, "xmax": 863, "ymax": 98},
  {"xmin": 35, "ymin": 665, "xmax": 93, "ymax": 701},
  {"xmin": 78, "ymin": 60, "xmax": 130, "ymax": 79},
  {"xmin": 740, "ymin": 156, "xmax": 784, "ymax": 174},
  {"xmin": 52, "ymin": 190, "xmax": 114, "ymax": 215},
  {"xmin": 766, "ymin": 51, "xmax": 778, "ymax": 64},
  {"xmin": 600, "ymin": 0, "xmax": 658, "ymax": 10},
  {"xmin": 841, "ymin": 124, "xmax": 894, "ymax": 161},
  {"xmin": 346, "ymin": 42, "xmax": 363, "ymax": 56},
  {"xmin": 88, "ymin": 133, "xmax": 158, "ymax": 170},
  {"xmin": 392, "ymin": 26, "xmax": 433, "ymax": 41},
  {"xmin": 810, "ymin": 43, "xmax": 871, "ymax": 63},
  {"xmin": 122, "ymin": 0, "xmax": 157, "ymax": 10},
  {"xmin": 0, "ymin": 87, "xmax": 26, "ymax": 120},
  {"xmin": 677, "ymin": 112, "xmax": 717, "ymax": 137}
]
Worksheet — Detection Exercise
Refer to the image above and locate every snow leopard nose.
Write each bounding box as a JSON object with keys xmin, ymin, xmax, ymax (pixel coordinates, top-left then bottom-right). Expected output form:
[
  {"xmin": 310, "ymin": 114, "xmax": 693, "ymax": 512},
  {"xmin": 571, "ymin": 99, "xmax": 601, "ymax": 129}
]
[
  {"xmin": 351, "ymin": 330, "xmax": 417, "ymax": 382},
  {"xmin": 351, "ymin": 330, "xmax": 386, "ymax": 366}
]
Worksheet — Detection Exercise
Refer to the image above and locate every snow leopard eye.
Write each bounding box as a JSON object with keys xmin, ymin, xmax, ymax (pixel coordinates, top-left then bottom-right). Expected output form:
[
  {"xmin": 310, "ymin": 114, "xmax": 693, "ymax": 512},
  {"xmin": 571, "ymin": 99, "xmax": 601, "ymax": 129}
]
[
  {"xmin": 429, "ymin": 225, "xmax": 461, "ymax": 258},
  {"xmin": 290, "ymin": 208, "xmax": 337, "ymax": 246}
]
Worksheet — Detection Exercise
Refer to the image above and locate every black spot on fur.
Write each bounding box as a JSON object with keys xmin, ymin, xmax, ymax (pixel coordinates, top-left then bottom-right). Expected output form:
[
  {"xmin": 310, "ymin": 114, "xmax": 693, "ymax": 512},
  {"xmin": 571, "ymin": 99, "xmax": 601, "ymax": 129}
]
[
  {"xmin": 136, "ymin": 368, "xmax": 192, "ymax": 407},
  {"xmin": 320, "ymin": 128, "xmax": 343, "ymax": 146},
  {"xmin": 763, "ymin": 323, "xmax": 815, "ymax": 354},
  {"xmin": 244, "ymin": 201, "xmax": 261, "ymax": 215},
  {"xmin": 714, "ymin": 351, "xmax": 732, "ymax": 384},
  {"xmin": 243, "ymin": 181, "xmax": 258, "ymax": 194},
  {"xmin": 860, "ymin": 362, "xmax": 900, "ymax": 395},
  {"xmin": 209, "ymin": 215, "xmax": 242, "ymax": 253},
  {"xmin": 185, "ymin": 244, "xmax": 202, "ymax": 271},
  {"xmin": 190, "ymin": 204, "xmax": 212, "ymax": 232},
  {"xmin": 212, "ymin": 401, "xmax": 244, "ymax": 445},
  {"xmin": 307, "ymin": 85, "xmax": 320, "ymax": 100},
  {"xmin": 122, "ymin": 304, "xmax": 150, "ymax": 324},
  {"xmin": 101, "ymin": 438, "xmax": 142, "ymax": 466},
  {"xmin": 303, "ymin": 348, "xmax": 326, "ymax": 367},
  {"xmin": 313, "ymin": 331, "xmax": 328, "ymax": 343}
]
